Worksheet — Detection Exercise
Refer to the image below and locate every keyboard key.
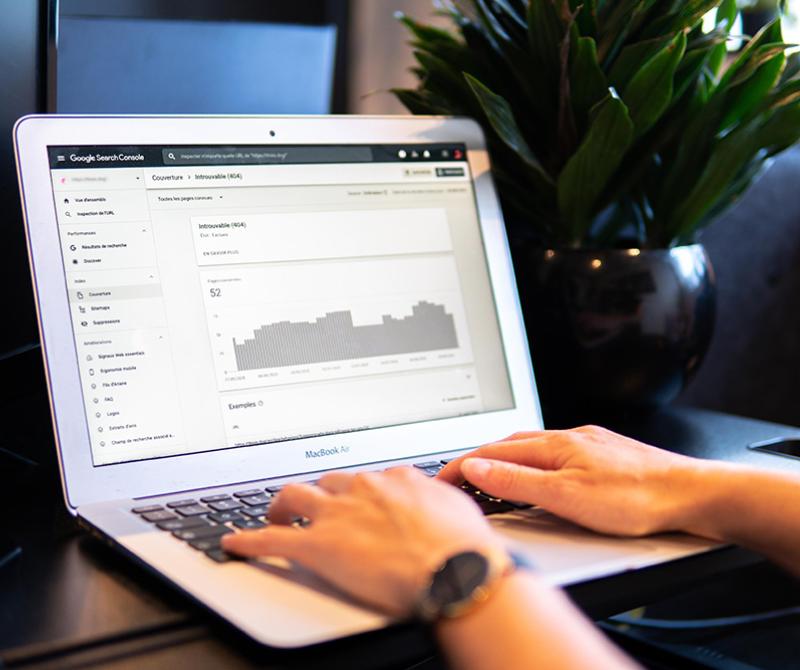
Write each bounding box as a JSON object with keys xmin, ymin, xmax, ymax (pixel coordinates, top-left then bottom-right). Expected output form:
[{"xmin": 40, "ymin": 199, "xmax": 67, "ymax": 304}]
[
  {"xmin": 240, "ymin": 494, "xmax": 270, "ymax": 506},
  {"xmin": 240, "ymin": 505, "xmax": 269, "ymax": 518},
  {"xmin": 440, "ymin": 458, "xmax": 455, "ymax": 465},
  {"xmin": 156, "ymin": 517, "xmax": 211, "ymax": 531},
  {"xmin": 413, "ymin": 461, "xmax": 442, "ymax": 469},
  {"xmin": 132, "ymin": 505, "xmax": 163, "ymax": 514},
  {"xmin": 233, "ymin": 489, "xmax": 263, "ymax": 498},
  {"xmin": 188, "ymin": 537, "xmax": 224, "ymax": 552},
  {"xmin": 200, "ymin": 494, "xmax": 231, "ymax": 503},
  {"xmin": 420, "ymin": 468, "xmax": 440, "ymax": 477},
  {"xmin": 166, "ymin": 499, "xmax": 197, "ymax": 508},
  {"xmin": 175, "ymin": 504, "xmax": 209, "ymax": 517},
  {"xmin": 264, "ymin": 485, "xmax": 283, "ymax": 494},
  {"xmin": 208, "ymin": 500, "xmax": 243, "ymax": 512},
  {"xmin": 233, "ymin": 518, "xmax": 266, "ymax": 530},
  {"xmin": 208, "ymin": 511, "xmax": 243, "ymax": 523},
  {"xmin": 205, "ymin": 548, "xmax": 239, "ymax": 563},
  {"xmin": 141, "ymin": 510, "xmax": 178, "ymax": 522},
  {"xmin": 477, "ymin": 499, "xmax": 514, "ymax": 516},
  {"xmin": 173, "ymin": 525, "xmax": 232, "ymax": 542}
]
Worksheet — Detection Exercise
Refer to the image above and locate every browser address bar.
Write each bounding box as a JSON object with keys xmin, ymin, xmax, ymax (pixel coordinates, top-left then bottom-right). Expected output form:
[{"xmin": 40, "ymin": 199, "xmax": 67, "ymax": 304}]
[{"xmin": 162, "ymin": 146, "xmax": 373, "ymax": 166}]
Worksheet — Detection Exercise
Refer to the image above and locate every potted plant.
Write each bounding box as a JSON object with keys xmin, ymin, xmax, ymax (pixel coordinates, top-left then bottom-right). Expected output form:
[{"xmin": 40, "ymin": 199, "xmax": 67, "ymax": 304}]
[{"xmin": 394, "ymin": 0, "xmax": 800, "ymax": 421}]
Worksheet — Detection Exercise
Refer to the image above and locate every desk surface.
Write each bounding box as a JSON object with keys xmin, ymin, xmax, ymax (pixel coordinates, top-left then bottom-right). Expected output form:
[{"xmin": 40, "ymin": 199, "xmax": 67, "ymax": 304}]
[{"xmin": 2, "ymin": 388, "xmax": 799, "ymax": 669}]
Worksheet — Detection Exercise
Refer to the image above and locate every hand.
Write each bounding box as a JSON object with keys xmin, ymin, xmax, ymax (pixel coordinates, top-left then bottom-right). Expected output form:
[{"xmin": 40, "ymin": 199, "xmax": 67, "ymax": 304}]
[
  {"xmin": 439, "ymin": 425, "xmax": 708, "ymax": 537},
  {"xmin": 221, "ymin": 467, "xmax": 506, "ymax": 616}
]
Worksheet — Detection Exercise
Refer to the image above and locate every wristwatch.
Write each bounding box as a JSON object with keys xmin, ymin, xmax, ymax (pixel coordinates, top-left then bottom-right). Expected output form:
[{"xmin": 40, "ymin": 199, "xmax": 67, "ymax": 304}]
[{"xmin": 414, "ymin": 549, "xmax": 534, "ymax": 622}]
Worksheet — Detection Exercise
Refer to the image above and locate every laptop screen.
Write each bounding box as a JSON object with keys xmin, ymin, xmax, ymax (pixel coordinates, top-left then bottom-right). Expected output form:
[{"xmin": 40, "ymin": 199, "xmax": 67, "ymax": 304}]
[{"xmin": 46, "ymin": 144, "xmax": 515, "ymax": 466}]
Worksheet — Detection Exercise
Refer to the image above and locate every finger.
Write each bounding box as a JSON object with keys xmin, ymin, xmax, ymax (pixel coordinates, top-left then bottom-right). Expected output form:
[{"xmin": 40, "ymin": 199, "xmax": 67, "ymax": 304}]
[
  {"xmin": 268, "ymin": 483, "xmax": 329, "ymax": 525},
  {"xmin": 382, "ymin": 465, "xmax": 423, "ymax": 483},
  {"xmin": 500, "ymin": 430, "xmax": 548, "ymax": 442},
  {"xmin": 317, "ymin": 471, "xmax": 355, "ymax": 494},
  {"xmin": 438, "ymin": 435, "xmax": 557, "ymax": 484},
  {"xmin": 221, "ymin": 525, "xmax": 312, "ymax": 560},
  {"xmin": 460, "ymin": 457, "xmax": 562, "ymax": 507}
]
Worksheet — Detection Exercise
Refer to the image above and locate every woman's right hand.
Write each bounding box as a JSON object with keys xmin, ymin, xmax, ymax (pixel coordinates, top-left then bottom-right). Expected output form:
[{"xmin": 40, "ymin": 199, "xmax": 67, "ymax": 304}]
[{"xmin": 438, "ymin": 425, "xmax": 715, "ymax": 537}]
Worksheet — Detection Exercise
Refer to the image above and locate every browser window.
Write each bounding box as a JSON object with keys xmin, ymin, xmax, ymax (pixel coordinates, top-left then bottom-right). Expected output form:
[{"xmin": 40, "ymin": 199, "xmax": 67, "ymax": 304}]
[{"xmin": 47, "ymin": 144, "xmax": 514, "ymax": 466}]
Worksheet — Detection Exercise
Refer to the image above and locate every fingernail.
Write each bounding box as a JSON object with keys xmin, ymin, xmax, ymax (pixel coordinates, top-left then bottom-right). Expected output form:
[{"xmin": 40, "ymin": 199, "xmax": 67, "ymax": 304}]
[{"xmin": 463, "ymin": 458, "xmax": 490, "ymax": 478}]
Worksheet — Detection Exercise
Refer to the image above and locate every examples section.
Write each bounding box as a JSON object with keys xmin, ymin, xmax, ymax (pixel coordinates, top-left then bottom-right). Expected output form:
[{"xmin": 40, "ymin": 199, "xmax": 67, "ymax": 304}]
[
  {"xmin": 191, "ymin": 208, "xmax": 452, "ymax": 265},
  {"xmin": 200, "ymin": 256, "xmax": 474, "ymax": 391},
  {"xmin": 221, "ymin": 367, "xmax": 481, "ymax": 447}
]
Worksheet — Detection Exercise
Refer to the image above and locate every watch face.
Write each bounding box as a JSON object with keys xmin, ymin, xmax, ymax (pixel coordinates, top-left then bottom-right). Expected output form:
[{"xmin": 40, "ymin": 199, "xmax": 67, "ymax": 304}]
[{"xmin": 430, "ymin": 551, "xmax": 490, "ymax": 606}]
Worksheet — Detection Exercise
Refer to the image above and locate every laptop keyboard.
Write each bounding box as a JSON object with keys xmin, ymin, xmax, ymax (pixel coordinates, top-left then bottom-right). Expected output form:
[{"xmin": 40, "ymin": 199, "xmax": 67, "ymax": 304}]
[{"xmin": 130, "ymin": 460, "xmax": 531, "ymax": 563}]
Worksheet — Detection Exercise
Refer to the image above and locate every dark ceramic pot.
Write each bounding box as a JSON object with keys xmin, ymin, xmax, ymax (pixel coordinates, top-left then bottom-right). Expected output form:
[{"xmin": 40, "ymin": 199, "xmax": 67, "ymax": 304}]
[{"xmin": 513, "ymin": 244, "xmax": 716, "ymax": 423}]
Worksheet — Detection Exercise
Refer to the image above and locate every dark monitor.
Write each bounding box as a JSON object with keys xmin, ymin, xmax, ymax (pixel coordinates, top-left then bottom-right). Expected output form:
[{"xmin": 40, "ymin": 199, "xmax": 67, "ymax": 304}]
[
  {"xmin": 0, "ymin": 1, "xmax": 46, "ymax": 361},
  {"xmin": 50, "ymin": 1, "xmax": 349, "ymax": 113},
  {"xmin": 56, "ymin": 16, "xmax": 337, "ymax": 115}
]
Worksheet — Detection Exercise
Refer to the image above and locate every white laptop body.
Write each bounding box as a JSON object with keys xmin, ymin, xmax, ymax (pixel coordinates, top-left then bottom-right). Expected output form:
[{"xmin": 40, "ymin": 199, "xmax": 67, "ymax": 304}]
[{"xmin": 14, "ymin": 115, "xmax": 716, "ymax": 648}]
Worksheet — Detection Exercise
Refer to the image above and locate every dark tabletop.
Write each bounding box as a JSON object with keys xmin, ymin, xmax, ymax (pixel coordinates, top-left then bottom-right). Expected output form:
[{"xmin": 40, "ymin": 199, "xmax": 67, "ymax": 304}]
[{"xmin": 2, "ymin": 376, "xmax": 799, "ymax": 668}]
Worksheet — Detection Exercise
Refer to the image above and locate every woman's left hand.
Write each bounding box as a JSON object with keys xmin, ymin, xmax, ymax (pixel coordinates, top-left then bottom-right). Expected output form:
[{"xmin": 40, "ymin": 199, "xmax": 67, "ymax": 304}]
[{"xmin": 221, "ymin": 467, "xmax": 506, "ymax": 616}]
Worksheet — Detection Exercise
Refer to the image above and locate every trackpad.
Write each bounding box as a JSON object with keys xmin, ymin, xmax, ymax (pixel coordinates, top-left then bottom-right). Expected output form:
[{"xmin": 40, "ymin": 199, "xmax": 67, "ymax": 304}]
[{"xmin": 489, "ymin": 509, "xmax": 717, "ymax": 586}]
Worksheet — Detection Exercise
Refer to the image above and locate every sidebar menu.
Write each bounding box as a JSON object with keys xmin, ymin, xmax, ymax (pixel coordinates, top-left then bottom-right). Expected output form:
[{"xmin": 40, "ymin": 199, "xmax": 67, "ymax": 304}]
[{"xmin": 52, "ymin": 168, "xmax": 186, "ymax": 464}]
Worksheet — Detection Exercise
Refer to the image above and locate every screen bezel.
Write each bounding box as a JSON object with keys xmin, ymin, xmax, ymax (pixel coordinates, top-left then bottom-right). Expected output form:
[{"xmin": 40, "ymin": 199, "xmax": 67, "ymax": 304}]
[{"xmin": 15, "ymin": 115, "xmax": 542, "ymax": 511}]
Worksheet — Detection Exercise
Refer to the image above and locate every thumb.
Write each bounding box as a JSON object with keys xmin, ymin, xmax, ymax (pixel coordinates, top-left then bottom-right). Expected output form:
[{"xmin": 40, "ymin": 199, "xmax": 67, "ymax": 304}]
[{"xmin": 461, "ymin": 457, "xmax": 558, "ymax": 505}]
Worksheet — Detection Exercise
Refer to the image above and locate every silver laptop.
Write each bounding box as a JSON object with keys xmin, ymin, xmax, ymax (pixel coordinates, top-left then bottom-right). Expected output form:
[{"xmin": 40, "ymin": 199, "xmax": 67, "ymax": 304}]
[{"xmin": 14, "ymin": 115, "xmax": 716, "ymax": 648}]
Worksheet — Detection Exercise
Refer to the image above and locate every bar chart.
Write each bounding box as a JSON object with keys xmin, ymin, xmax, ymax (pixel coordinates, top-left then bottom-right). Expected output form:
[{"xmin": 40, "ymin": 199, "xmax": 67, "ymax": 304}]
[
  {"xmin": 232, "ymin": 301, "xmax": 459, "ymax": 371},
  {"xmin": 200, "ymin": 255, "xmax": 474, "ymax": 391}
]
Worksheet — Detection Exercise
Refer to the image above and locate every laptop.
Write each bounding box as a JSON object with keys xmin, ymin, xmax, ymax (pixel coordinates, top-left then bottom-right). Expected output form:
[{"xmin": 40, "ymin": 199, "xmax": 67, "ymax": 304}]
[{"xmin": 14, "ymin": 115, "xmax": 717, "ymax": 648}]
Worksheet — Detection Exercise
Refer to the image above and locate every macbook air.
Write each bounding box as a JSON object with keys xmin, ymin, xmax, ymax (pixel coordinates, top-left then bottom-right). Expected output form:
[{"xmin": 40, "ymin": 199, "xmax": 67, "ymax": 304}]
[{"xmin": 14, "ymin": 115, "xmax": 716, "ymax": 647}]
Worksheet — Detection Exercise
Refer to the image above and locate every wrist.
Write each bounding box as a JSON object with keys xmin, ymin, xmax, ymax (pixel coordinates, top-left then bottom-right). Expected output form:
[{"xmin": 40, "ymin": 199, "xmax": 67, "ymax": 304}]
[
  {"xmin": 433, "ymin": 570, "xmax": 548, "ymax": 633},
  {"xmin": 667, "ymin": 459, "xmax": 744, "ymax": 540}
]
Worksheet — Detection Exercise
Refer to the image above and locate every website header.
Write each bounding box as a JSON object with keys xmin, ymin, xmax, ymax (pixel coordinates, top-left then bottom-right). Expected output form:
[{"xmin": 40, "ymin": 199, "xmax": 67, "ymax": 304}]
[{"xmin": 48, "ymin": 143, "xmax": 468, "ymax": 170}]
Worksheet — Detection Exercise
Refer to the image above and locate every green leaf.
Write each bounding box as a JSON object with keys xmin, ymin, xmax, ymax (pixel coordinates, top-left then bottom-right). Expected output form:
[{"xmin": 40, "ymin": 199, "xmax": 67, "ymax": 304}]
[
  {"xmin": 569, "ymin": 0, "xmax": 598, "ymax": 38},
  {"xmin": 397, "ymin": 14, "xmax": 461, "ymax": 47},
  {"xmin": 557, "ymin": 15, "xmax": 580, "ymax": 161},
  {"xmin": 557, "ymin": 95, "xmax": 635, "ymax": 243},
  {"xmin": 623, "ymin": 31, "xmax": 687, "ymax": 136},
  {"xmin": 608, "ymin": 35, "xmax": 674, "ymax": 90},
  {"xmin": 720, "ymin": 48, "xmax": 786, "ymax": 130},
  {"xmin": 718, "ymin": 18, "xmax": 784, "ymax": 89},
  {"xmin": 708, "ymin": 0, "xmax": 737, "ymax": 76},
  {"xmin": 464, "ymin": 73, "xmax": 554, "ymax": 185},
  {"xmin": 392, "ymin": 89, "xmax": 450, "ymax": 115},
  {"xmin": 527, "ymin": 0, "xmax": 565, "ymax": 84},
  {"xmin": 669, "ymin": 103, "xmax": 800, "ymax": 238},
  {"xmin": 755, "ymin": 102, "xmax": 800, "ymax": 156},
  {"xmin": 598, "ymin": 0, "xmax": 657, "ymax": 63},
  {"xmin": 413, "ymin": 50, "xmax": 481, "ymax": 114},
  {"xmin": 654, "ymin": 34, "xmax": 785, "ymax": 220},
  {"xmin": 780, "ymin": 51, "xmax": 800, "ymax": 84},
  {"xmin": 641, "ymin": 0, "xmax": 720, "ymax": 39},
  {"xmin": 760, "ymin": 77, "xmax": 800, "ymax": 113},
  {"xmin": 672, "ymin": 46, "xmax": 712, "ymax": 102},
  {"xmin": 486, "ymin": 0, "xmax": 528, "ymax": 41},
  {"xmin": 571, "ymin": 36, "xmax": 609, "ymax": 130}
]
